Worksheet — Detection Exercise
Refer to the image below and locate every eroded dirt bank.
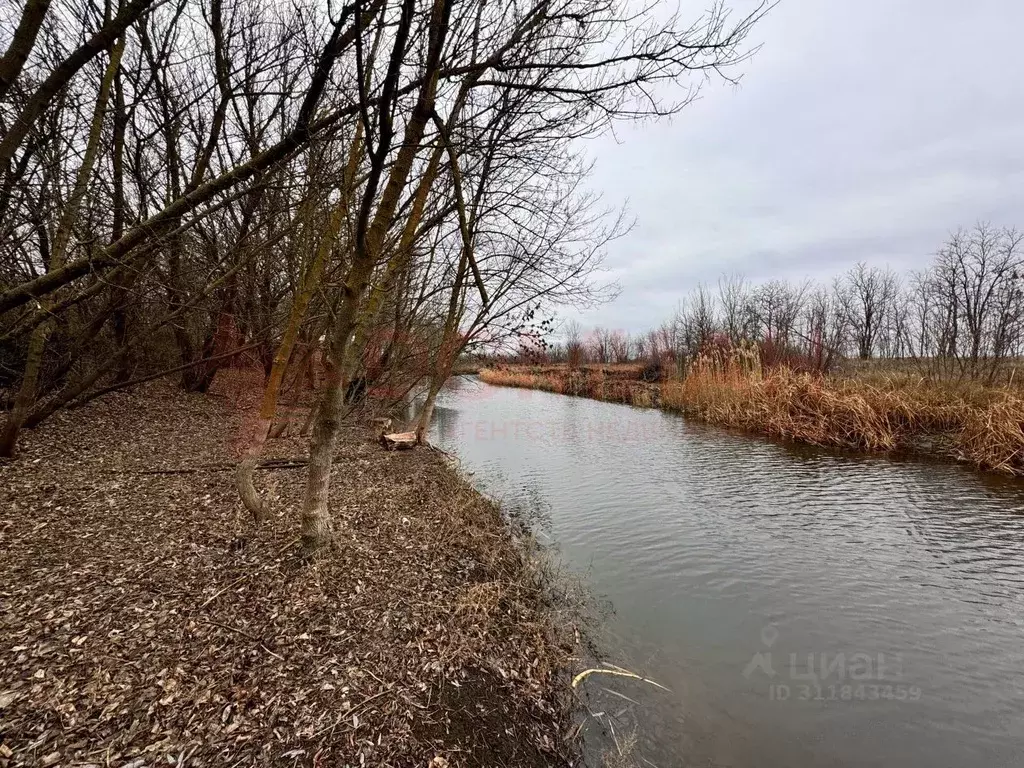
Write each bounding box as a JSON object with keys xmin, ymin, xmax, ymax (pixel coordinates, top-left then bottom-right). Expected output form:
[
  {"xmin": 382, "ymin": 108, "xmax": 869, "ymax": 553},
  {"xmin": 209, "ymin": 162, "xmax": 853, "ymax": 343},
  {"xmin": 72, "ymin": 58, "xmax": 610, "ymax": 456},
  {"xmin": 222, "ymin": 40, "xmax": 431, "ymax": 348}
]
[{"xmin": 0, "ymin": 377, "xmax": 576, "ymax": 766}]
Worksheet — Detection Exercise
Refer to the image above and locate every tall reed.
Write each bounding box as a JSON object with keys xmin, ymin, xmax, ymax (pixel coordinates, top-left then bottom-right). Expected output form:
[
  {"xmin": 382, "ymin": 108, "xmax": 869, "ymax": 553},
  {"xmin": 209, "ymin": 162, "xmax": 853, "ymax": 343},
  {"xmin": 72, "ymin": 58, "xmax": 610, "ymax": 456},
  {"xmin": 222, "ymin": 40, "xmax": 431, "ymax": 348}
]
[{"xmin": 958, "ymin": 397, "xmax": 1024, "ymax": 473}]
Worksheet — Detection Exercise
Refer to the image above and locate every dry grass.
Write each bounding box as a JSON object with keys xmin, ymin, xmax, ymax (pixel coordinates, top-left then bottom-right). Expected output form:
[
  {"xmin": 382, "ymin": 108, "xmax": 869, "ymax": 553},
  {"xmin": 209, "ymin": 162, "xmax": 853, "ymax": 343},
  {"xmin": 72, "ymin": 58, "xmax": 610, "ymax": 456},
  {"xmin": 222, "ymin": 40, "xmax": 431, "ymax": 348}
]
[
  {"xmin": 480, "ymin": 367, "xmax": 568, "ymax": 395},
  {"xmin": 479, "ymin": 367, "xmax": 657, "ymax": 409},
  {"xmin": 663, "ymin": 368, "xmax": 923, "ymax": 451},
  {"xmin": 959, "ymin": 397, "xmax": 1024, "ymax": 473},
  {"xmin": 668, "ymin": 365, "xmax": 1024, "ymax": 474}
]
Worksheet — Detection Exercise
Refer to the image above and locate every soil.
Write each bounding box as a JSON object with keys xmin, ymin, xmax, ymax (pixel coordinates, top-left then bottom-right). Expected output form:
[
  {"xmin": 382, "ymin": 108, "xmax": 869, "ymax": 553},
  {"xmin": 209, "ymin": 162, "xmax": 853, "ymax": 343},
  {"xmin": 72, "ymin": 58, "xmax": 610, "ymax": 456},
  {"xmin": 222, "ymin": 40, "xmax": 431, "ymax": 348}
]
[{"xmin": 0, "ymin": 372, "xmax": 578, "ymax": 767}]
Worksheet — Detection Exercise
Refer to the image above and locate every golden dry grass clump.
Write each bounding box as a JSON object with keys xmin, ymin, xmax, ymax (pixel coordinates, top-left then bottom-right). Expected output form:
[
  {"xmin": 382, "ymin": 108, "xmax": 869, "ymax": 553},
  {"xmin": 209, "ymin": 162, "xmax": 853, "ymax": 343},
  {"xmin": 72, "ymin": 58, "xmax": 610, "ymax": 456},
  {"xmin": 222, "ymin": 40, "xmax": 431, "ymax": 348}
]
[
  {"xmin": 662, "ymin": 348, "xmax": 995, "ymax": 452},
  {"xmin": 957, "ymin": 396, "xmax": 1024, "ymax": 473},
  {"xmin": 663, "ymin": 367, "xmax": 909, "ymax": 450}
]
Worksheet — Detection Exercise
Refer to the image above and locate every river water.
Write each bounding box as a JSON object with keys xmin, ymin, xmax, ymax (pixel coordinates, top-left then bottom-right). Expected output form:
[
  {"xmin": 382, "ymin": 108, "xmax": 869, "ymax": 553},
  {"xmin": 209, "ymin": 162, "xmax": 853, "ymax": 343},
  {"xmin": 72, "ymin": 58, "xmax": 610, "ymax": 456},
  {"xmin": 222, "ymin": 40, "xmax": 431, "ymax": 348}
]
[{"xmin": 429, "ymin": 376, "xmax": 1024, "ymax": 768}]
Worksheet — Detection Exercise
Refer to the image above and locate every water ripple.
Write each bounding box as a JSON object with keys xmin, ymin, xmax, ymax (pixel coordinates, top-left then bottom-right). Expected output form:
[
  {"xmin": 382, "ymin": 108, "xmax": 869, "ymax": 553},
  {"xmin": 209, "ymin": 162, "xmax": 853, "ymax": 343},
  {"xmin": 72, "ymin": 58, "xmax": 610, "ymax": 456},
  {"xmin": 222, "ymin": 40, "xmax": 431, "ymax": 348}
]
[{"xmin": 432, "ymin": 381, "xmax": 1024, "ymax": 768}]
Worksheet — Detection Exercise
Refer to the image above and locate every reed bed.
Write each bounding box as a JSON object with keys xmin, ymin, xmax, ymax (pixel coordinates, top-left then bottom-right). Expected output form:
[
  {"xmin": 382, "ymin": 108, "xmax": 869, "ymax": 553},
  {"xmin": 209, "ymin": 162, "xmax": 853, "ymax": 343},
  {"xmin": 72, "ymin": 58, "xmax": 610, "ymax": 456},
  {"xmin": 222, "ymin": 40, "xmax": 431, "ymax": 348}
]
[
  {"xmin": 478, "ymin": 360, "xmax": 1024, "ymax": 477},
  {"xmin": 669, "ymin": 366, "xmax": 1024, "ymax": 474},
  {"xmin": 663, "ymin": 368, "xmax": 928, "ymax": 451},
  {"xmin": 958, "ymin": 397, "xmax": 1024, "ymax": 473},
  {"xmin": 479, "ymin": 367, "xmax": 658, "ymax": 408},
  {"xmin": 479, "ymin": 368, "xmax": 568, "ymax": 395}
]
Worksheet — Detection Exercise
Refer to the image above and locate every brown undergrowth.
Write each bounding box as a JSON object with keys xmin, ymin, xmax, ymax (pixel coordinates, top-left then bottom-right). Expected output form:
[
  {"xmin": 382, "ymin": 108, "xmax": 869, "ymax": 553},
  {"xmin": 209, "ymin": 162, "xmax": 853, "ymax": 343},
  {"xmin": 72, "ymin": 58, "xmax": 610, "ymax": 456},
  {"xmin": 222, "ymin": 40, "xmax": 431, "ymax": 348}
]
[
  {"xmin": 0, "ymin": 372, "xmax": 579, "ymax": 766},
  {"xmin": 481, "ymin": 363, "xmax": 1024, "ymax": 476}
]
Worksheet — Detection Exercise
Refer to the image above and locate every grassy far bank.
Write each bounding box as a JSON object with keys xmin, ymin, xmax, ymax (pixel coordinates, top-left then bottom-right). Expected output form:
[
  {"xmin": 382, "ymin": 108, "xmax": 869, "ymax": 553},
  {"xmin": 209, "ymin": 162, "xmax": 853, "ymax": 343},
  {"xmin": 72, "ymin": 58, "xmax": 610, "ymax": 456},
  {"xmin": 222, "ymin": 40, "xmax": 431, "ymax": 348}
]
[
  {"xmin": 479, "ymin": 362, "xmax": 1024, "ymax": 476},
  {"xmin": 0, "ymin": 373, "xmax": 577, "ymax": 766}
]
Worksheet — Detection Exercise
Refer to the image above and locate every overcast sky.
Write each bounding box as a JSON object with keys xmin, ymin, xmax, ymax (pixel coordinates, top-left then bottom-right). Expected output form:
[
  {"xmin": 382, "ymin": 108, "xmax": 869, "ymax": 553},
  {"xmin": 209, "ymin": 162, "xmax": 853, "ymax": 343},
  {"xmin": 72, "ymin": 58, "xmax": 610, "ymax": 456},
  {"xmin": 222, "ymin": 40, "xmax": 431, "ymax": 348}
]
[{"xmin": 571, "ymin": 0, "xmax": 1024, "ymax": 335}]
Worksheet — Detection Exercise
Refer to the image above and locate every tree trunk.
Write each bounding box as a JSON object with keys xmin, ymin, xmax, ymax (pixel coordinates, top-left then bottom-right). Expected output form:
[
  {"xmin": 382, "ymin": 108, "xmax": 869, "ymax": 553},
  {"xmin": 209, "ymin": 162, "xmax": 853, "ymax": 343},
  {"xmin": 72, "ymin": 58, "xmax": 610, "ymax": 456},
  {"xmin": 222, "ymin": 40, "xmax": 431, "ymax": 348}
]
[
  {"xmin": 0, "ymin": 321, "xmax": 48, "ymax": 457},
  {"xmin": 0, "ymin": 38, "xmax": 123, "ymax": 456},
  {"xmin": 415, "ymin": 377, "xmax": 443, "ymax": 444},
  {"xmin": 0, "ymin": 0, "xmax": 52, "ymax": 98},
  {"xmin": 300, "ymin": 278, "xmax": 366, "ymax": 553},
  {"xmin": 235, "ymin": 111, "xmax": 366, "ymax": 521},
  {"xmin": 235, "ymin": 202, "xmax": 348, "ymax": 520},
  {"xmin": 299, "ymin": 0, "xmax": 450, "ymax": 554},
  {"xmin": 301, "ymin": 386, "xmax": 343, "ymax": 551}
]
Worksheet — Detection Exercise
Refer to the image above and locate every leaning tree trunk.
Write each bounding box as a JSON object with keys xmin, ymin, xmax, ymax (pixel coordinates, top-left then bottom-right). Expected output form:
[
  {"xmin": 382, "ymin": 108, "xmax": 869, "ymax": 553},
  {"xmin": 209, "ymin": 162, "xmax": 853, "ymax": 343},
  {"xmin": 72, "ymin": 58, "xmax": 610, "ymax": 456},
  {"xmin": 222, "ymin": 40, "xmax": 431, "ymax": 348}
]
[
  {"xmin": 0, "ymin": 322, "xmax": 48, "ymax": 457},
  {"xmin": 0, "ymin": 38, "xmax": 123, "ymax": 457},
  {"xmin": 235, "ymin": 281, "xmax": 323, "ymax": 521},
  {"xmin": 411, "ymin": 109, "xmax": 484, "ymax": 447},
  {"xmin": 414, "ymin": 375, "xmax": 444, "ymax": 444},
  {"xmin": 299, "ymin": 0, "xmax": 449, "ymax": 554},
  {"xmin": 300, "ymin": 279, "xmax": 367, "ymax": 551},
  {"xmin": 0, "ymin": 0, "xmax": 52, "ymax": 99},
  {"xmin": 234, "ymin": 121, "xmax": 361, "ymax": 520},
  {"xmin": 235, "ymin": 299, "xmax": 318, "ymax": 521}
]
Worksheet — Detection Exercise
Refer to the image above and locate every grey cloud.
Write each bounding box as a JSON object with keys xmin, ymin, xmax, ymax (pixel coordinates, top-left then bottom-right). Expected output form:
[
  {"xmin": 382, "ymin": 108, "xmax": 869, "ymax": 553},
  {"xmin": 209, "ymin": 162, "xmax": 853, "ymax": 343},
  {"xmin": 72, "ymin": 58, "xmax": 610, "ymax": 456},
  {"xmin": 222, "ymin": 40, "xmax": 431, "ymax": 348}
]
[{"xmin": 572, "ymin": 0, "xmax": 1024, "ymax": 334}]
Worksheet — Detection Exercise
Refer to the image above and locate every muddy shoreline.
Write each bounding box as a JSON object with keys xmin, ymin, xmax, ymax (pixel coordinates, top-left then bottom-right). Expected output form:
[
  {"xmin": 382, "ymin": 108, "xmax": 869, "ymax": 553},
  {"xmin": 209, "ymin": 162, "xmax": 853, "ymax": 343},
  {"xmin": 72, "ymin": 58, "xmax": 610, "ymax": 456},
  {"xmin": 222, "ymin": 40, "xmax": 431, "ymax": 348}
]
[{"xmin": 0, "ymin": 376, "xmax": 578, "ymax": 766}]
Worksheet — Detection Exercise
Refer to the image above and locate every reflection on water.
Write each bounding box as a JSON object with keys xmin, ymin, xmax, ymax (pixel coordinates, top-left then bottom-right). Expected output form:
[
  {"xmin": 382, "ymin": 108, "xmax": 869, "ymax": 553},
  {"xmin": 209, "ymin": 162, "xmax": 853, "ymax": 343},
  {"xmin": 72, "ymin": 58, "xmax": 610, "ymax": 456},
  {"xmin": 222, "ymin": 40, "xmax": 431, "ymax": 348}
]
[{"xmin": 431, "ymin": 377, "xmax": 1024, "ymax": 768}]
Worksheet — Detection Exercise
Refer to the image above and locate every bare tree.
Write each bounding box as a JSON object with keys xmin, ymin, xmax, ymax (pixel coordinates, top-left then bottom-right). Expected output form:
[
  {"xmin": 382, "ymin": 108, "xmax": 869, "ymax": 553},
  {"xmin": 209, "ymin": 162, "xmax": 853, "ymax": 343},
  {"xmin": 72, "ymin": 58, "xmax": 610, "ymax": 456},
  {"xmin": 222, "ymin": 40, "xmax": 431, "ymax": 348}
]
[
  {"xmin": 609, "ymin": 330, "xmax": 631, "ymax": 363},
  {"xmin": 836, "ymin": 262, "xmax": 897, "ymax": 359},
  {"xmin": 678, "ymin": 283, "xmax": 717, "ymax": 353},
  {"xmin": 718, "ymin": 272, "xmax": 749, "ymax": 345},
  {"xmin": 632, "ymin": 332, "xmax": 647, "ymax": 361},
  {"xmin": 802, "ymin": 284, "xmax": 847, "ymax": 371},
  {"xmin": 929, "ymin": 224, "xmax": 1024, "ymax": 379},
  {"xmin": 564, "ymin": 319, "xmax": 585, "ymax": 369},
  {"xmin": 590, "ymin": 326, "xmax": 612, "ymax": 364}
]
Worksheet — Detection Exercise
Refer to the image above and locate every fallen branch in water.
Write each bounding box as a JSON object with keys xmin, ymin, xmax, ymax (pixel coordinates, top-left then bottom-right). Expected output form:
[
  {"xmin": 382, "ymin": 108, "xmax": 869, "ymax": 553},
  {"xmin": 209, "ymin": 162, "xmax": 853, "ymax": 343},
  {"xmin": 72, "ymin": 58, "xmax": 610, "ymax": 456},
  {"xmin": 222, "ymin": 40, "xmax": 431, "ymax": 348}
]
[{"xmin": 571, "ymin": 664, "xmax": 671, "ymax": 693}]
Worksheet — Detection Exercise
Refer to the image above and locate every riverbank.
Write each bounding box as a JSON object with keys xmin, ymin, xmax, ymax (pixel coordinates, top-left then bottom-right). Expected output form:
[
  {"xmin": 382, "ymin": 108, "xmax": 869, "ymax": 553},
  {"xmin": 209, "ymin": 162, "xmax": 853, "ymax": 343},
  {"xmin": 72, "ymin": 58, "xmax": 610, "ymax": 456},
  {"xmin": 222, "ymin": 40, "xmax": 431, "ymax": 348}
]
[
  {"xmin": 0, "ymin": 375, "xmax": 577, "ymax": 766},
  {"xmin": 480, "ymin": 364, "xmax": 1024, "ymax": 476}
]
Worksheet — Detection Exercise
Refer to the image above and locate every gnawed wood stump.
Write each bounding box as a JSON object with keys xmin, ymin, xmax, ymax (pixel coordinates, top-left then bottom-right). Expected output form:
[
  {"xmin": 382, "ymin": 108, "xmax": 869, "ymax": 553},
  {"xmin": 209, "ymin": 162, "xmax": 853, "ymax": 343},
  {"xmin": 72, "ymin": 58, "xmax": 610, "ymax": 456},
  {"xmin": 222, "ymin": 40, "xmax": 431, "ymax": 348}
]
[{"xmin": 380, "ymin": 431, "xmax": 417, "ymax": 450}]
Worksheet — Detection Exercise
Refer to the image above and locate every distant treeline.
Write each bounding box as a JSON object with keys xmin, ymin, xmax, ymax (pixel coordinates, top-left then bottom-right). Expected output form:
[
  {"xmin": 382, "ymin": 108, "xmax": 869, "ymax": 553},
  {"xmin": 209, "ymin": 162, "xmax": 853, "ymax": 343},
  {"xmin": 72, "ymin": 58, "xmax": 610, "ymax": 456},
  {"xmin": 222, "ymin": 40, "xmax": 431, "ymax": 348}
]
[{"xmin": 534, "ymin": 224, "xmax": 1024, "ymax": 382}]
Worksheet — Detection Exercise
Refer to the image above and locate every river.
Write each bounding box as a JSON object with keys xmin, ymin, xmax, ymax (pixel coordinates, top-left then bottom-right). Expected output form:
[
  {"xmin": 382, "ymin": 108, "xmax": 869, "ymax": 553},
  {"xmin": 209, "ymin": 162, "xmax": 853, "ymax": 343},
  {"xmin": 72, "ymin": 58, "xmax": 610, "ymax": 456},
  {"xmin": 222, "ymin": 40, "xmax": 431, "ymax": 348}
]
[{"xmin": 429, "ymin": 376, "xmax": 1024, "ymax": 768}]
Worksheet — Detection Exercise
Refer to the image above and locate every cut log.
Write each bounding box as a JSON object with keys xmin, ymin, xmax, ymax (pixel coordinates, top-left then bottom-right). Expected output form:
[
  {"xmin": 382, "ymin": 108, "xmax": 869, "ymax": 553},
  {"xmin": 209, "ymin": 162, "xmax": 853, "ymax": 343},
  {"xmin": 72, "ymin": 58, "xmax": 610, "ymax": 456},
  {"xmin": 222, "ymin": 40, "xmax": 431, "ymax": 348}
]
[{"xmin": 380, "ymin": 431, "xmax": 417, "ymax": 450}]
